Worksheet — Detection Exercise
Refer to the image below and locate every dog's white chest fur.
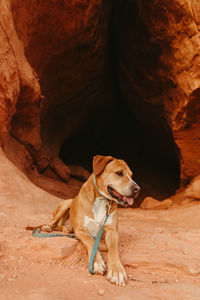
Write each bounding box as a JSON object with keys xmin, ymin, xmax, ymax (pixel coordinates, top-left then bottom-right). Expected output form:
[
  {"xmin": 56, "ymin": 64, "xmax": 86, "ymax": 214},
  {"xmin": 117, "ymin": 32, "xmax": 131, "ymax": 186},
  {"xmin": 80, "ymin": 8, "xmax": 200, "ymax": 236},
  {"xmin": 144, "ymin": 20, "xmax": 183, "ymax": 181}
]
[{"xmin": 84, "ymin": 197, "xmax": 114, "ymax": 238}]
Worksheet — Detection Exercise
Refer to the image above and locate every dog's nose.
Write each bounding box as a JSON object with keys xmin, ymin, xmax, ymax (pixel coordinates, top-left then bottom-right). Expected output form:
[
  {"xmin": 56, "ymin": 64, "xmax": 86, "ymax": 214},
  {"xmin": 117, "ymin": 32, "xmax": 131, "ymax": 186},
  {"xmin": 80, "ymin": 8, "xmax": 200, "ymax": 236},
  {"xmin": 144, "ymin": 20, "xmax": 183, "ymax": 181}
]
[{"xmin": 132, "ymin": 184, "xmax": 140, "ymax": 196}]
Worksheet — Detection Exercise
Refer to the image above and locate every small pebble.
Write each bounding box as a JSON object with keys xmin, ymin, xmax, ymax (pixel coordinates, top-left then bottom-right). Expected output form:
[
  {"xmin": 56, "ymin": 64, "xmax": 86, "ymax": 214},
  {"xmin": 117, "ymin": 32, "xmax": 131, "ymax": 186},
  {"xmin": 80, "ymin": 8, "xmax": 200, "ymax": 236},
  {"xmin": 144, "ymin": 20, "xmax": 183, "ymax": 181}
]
[
  {"xmin": 16, "ymin": 246, "xmax": 22, "ymax": 250},
  {"xmin": 151, "ymin": 271, "xmax": 157, "ymax": 275},
  {"xmin": 8, "ymin": 277, "xmax": 15, "ymax": 282},
  {"xmin": 98, "ymin": 289, "xmax": 105, "ymax": 296},
  {"xmin": 0, "ymin": 274, "xmax": 6, "ymax": 280}
]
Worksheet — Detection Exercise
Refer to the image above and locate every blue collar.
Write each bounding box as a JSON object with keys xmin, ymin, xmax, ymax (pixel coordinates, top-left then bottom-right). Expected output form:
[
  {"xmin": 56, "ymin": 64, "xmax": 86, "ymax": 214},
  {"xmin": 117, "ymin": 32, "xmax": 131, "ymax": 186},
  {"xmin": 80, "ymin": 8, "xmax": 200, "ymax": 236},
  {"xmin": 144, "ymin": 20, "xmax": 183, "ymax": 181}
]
[
  {"xmin": 92, "ymin": 174, "xmax": 101, "ymax": 194},
  {"xmin": 92, "ymin": 174, "xmax": 113, "ymax": 205}
]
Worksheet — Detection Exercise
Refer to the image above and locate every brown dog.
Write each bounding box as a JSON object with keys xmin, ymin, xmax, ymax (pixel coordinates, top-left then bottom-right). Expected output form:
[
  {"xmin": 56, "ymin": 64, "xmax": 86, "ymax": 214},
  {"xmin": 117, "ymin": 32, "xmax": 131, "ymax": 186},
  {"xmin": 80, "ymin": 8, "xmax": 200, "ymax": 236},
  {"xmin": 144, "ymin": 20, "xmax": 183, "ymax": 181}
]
[{"xmin": 40, "ymin": 155, "xmax": 140, "ymax": 286}]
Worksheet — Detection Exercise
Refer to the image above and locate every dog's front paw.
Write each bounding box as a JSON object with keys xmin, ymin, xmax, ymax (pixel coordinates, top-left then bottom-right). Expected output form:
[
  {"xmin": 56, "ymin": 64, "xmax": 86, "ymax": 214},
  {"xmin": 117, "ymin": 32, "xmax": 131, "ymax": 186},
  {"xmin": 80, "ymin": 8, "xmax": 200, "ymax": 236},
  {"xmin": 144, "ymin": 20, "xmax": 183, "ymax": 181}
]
[
  {"xmin": 41, "ymin": 225, "xmax": 52, "ymax": 232},
  {"xmin": 93, "ymin": 253, "xmax": 106, "ymax": 275},
  {"xmin": 107, "ymin": 263, "xmax": 127, "ymax": 286}
]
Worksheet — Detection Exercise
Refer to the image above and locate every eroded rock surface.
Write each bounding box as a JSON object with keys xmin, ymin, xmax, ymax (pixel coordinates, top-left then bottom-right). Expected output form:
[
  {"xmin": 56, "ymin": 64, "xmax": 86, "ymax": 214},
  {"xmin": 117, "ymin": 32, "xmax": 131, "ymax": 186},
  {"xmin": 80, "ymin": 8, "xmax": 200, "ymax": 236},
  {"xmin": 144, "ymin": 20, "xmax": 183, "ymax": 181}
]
[
  {"xmin": 115, "ymin": 0, "xmax": 200, "ymax": 185},
  {"xmin": 0, "ymin": 0, "xmax": 200, "ymax": 196}
]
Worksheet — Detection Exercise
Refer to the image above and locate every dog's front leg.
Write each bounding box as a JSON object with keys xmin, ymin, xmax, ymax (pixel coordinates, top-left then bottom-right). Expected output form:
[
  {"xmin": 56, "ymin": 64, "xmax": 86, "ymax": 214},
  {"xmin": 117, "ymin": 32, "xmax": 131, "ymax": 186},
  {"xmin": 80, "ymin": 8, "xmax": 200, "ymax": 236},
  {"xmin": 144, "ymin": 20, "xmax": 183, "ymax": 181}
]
[
  {"xmin": 105, "ymin": 227, "xmax": 127, "ymax": 286},
  {"xmin": 75, "ymin": 228, "xmax": 106, "ymax": 275}
]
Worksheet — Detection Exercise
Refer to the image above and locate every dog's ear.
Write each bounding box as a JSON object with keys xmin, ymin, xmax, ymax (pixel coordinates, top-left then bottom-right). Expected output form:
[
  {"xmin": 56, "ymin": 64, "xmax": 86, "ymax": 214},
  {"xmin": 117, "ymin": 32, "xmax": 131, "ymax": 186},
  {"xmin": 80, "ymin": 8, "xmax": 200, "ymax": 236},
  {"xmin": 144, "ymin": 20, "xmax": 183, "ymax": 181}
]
[{"xmin": 93, "ymin": 155, "xmax": 114, "ymax": 176}]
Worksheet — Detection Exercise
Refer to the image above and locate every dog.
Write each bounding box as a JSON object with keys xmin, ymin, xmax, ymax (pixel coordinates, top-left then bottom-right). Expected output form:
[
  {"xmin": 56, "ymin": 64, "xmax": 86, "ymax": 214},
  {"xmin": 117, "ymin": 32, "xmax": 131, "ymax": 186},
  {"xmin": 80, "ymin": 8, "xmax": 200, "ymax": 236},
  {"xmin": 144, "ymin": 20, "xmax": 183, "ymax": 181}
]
[{"xmin": 39, "ymin": 155, "xmax": 140, "ymax": 286}]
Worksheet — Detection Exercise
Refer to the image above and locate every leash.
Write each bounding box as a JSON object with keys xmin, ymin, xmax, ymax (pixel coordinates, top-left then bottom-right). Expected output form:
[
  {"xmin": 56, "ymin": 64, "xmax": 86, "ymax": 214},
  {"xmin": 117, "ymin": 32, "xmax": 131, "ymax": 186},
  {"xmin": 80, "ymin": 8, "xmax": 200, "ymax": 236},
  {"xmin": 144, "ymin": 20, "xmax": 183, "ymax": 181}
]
[
  {"xmin": 32, "ymin": 228, "xmax": 77, "ymax": 239},
  {"xmin": 88, "ymin": 212, "xmax": 109, "ymax": 274},
  {"xmin": 89, "ymin": 197, "xmax": 112, "ymax": 274},
  {"xmin": 89, "ymin": 175, "xmax": 112, "ymax": 274},
  {"xmin": 31, "ymin": 218, "xmax": 108, "ymax": 275},
  {"xmin": 29, "ymin": 174, "xmax": 111, "ymax": 275}
]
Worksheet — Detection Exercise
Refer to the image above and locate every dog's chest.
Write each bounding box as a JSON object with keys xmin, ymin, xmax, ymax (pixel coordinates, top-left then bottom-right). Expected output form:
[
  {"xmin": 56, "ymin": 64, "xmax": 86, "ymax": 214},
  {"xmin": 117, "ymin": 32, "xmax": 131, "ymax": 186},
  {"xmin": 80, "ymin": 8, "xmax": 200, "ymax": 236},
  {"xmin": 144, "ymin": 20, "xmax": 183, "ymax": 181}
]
[{"xmin": 84, "ymin": 197, "xmax": 113, "ymax": 238}]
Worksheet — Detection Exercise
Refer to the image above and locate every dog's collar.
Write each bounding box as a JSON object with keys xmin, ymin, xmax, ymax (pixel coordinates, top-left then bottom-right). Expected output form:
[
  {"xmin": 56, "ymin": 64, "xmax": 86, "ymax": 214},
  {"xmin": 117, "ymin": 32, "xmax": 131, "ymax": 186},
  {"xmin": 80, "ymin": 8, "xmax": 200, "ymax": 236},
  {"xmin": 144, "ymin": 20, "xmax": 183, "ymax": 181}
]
[
  {"xmin": 92, "ymin": 174, "xmax": 109, "ymax": 199},
  {"xmin": 92, "ymin": 174, "xmax": 112, "ymax": 215},
  {"xmin": 92, "ymin": 174, "xmax": 101, "ymax": 195}
]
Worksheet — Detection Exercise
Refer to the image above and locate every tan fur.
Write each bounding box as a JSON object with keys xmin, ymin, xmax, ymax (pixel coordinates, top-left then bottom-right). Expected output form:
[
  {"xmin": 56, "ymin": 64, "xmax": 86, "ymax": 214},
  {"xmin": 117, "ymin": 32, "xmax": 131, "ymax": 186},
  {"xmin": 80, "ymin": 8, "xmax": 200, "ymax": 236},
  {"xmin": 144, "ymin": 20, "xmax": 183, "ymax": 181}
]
[
  {"xmin": 39, "ymin": 155, "xmax": 140, "ymax": 286},
  {"xmin": 93, "ymin": 155, "xmax": 114, "ymax": 176}
]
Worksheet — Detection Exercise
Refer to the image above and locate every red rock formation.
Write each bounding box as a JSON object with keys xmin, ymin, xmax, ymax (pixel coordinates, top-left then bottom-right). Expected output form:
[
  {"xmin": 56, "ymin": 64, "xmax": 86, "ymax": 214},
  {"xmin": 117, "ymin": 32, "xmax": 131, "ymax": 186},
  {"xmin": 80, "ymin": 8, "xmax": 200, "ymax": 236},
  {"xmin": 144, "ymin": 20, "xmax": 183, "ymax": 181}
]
[
  {"xmin": 0, "ymin": 0, "xmax": 200, "ymax": 200},
  {"xmin": 115, "ymin": 0, "xmax": 200, "ymax": 186},
  {"xmin": 0, "ymin": 0, "xmax": 112, "ymax": 191}
]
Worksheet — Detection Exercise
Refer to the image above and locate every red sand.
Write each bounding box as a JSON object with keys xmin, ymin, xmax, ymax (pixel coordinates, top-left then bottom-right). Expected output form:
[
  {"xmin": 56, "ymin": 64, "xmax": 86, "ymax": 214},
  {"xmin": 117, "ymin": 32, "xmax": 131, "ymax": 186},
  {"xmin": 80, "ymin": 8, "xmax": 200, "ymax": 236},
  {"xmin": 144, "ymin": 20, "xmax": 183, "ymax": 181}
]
[{"xmin": 0, "ymin": 149, "xmax": 200, "ymax": 299}]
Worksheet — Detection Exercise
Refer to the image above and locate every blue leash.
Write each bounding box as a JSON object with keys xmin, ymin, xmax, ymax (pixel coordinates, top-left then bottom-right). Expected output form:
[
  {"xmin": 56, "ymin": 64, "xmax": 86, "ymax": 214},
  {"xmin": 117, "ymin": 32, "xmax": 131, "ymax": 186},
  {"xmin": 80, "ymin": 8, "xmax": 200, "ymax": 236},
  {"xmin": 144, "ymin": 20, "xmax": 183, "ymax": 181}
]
[
  {"xmin": 31, "ymin": 213, "xmax": 109, "ymax": 275},
  {"xmin": 88, "ymin": 213, "xmax": 109, "ymax": 274},
  {"xmin": 32, "ymin": 228, "xmax": 77, "ymax": 239}
]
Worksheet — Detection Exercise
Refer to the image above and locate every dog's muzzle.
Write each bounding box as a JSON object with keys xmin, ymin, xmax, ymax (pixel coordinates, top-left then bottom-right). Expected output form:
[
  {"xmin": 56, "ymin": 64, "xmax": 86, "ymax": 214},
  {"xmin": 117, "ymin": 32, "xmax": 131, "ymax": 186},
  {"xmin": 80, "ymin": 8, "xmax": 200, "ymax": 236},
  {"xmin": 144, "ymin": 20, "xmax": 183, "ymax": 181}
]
[
  {"xmin": 131, "ymin": 183, "xmax": 140, "ymax": 198},
  {"xmin": 107, "ymin": 184, "xmax": 140, "ymax": 206}
]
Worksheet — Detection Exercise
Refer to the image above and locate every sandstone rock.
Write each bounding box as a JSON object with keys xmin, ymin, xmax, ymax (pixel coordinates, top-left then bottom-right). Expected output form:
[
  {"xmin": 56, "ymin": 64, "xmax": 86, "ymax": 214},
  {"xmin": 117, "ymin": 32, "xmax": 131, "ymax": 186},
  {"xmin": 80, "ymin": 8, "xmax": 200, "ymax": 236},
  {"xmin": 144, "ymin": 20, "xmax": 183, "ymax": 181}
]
[
  {"xmin": 154, "ymin": 199, "xmax": 173, "ymax": 210},
  {"xmin": 98, "ymin": 289, "xmax": 105, "ymax": 296},
  {"xmin": 9, "ymin": 0, "xmax": 113, "ymax": 162},
  {"xmin": 0, "ymin": 0, "xmax": 200, "ymax": 202},
  {"xmin": 140, "ymin": 197, "xmax": 161, "ymax": 209},
  {"xmin": 27, "ymin": 236, "xmax": 78, "ymax": 259},
  {"xmin": 8, "ymin": 277, "xmax": 16, "ymax": 282},
  {"xmin": 140, "ymin": 197, "xmax": 172, "ymax": 210},
  {"xmin": 185, "ymin": 175, "xmax": 200, "ymax": 200},
  {"xmin": 115, "ymin": 0, "xmax": 200, "ymax": 187}
]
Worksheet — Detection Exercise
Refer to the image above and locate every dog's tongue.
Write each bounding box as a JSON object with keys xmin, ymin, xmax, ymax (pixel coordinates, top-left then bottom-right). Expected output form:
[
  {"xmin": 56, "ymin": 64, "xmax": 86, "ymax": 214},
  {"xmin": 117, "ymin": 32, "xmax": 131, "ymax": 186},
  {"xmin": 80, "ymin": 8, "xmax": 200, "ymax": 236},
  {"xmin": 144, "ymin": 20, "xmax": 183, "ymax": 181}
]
[{"xmin": 124, "ymin": 196, "xmax": 134, "ymax": 205}]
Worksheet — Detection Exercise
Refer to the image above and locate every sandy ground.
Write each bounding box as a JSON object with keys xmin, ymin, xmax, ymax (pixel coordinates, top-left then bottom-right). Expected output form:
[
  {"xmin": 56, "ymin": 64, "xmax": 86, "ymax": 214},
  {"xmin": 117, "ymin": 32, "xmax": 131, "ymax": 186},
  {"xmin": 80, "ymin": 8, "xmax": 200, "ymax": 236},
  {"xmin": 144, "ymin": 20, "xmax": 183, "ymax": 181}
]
[{"xmin": 0, "ymin": 149, "xmax": 200, "ymax": 300}]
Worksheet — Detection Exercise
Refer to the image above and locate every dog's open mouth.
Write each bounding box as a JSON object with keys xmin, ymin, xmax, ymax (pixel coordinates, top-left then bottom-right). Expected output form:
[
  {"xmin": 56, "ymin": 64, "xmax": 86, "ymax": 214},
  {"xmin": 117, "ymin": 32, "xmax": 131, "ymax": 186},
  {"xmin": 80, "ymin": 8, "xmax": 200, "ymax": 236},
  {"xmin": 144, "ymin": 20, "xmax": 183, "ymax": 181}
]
[{"xmin": 107, "ymin": 186, "xmax": 134, "ymax": 206}]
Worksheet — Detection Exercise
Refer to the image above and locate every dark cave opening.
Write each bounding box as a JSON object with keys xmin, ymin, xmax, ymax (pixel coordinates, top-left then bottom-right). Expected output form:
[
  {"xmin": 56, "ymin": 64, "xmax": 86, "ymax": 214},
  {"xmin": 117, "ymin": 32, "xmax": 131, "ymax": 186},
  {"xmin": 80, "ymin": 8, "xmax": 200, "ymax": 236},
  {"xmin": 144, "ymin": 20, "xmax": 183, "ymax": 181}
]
[
  {"xmin": 14, "ymin": 0, "xmax": 181, "ymax": 203},
  {"xmin": 59, "ymin": 99, "xmax": 180, "ymax": 204},
  {"xmin": 58, "ymin": 0, "xmax": 180, "ymax": 204}
]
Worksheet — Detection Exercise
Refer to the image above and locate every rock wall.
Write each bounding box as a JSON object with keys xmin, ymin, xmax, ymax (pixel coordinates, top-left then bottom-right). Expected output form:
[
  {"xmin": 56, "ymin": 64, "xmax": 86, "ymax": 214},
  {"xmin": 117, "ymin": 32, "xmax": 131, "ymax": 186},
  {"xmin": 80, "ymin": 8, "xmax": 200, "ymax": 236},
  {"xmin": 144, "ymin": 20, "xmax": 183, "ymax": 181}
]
[
  {"xmin": 0, "ymin": 0, "xmax": 113, "ymax": 186},
  {"xmin": 115, "ymin": 0, "xmax": 200, "ymax": 185},
  {"xmin": 0, "ymin": 0, "xmax": 43, "ymax": 175},
  {"xmin": 10, "ymin": 0, "xmax": 113, "ymax": 152},
  {"xmin": 0, "ymin": 0, "xmax": 200, "ymax": 198}
]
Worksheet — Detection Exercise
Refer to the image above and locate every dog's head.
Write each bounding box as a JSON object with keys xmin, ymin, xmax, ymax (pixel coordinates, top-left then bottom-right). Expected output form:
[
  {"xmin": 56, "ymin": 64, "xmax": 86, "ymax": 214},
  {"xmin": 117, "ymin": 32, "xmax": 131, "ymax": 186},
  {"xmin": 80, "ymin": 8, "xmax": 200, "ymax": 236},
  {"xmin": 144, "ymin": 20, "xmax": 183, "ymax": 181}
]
[{"xmin": 93, "ymin": 155, "xmax": 140, "ymax": 206}]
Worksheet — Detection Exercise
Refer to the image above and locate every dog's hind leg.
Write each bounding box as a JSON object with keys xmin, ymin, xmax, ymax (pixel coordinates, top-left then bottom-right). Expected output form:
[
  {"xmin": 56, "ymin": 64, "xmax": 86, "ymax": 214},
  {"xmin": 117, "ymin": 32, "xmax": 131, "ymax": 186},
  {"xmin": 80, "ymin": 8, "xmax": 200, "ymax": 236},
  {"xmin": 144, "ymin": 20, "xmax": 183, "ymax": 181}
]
[
  {"xmin": 54, "ymin": 213, "xmax": 73, "ymax": 233},
  {"xmin": 41, "ymin": 199, "xmax": 73, "ymax": 232}
]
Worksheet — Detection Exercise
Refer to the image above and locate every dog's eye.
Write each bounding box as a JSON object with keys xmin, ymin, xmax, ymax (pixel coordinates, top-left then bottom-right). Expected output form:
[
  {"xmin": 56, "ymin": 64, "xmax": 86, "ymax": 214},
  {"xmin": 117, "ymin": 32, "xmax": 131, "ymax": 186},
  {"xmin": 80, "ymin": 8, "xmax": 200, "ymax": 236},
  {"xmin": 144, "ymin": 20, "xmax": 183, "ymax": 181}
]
[{"xmin": 115, "ymin": 171, "xmax": 124, "ymax": 176}]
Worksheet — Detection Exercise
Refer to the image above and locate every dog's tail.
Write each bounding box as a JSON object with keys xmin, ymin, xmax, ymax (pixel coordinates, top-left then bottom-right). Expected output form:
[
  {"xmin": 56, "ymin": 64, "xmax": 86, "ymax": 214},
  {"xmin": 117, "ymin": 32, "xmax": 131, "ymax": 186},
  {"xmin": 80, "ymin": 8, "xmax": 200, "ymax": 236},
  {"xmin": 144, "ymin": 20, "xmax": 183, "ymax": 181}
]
[
  {"xmin": 26, "ymin": 224, "xmax": 45, "ymax": 231},
  {"xmin": 26, "ymin": 199, "xmax": 73, "ymax": 232}
]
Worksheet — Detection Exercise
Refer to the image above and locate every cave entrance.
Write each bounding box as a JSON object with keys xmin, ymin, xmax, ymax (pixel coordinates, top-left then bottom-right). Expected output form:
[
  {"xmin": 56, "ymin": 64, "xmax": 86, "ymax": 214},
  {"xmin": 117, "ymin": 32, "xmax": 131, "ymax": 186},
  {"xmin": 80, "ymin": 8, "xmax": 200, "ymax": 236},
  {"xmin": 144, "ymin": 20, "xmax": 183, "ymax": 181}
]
[
  {"xmin": 58, "ymin": 0, "xmax": 180, "ymax": 204},
  {"xmin": 11, "ymin": 0, "xmax": 181, "ymax": 203},
  {"xmin": 59, "ymin": 97, "xmax": 180, "ymax": 204}
]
